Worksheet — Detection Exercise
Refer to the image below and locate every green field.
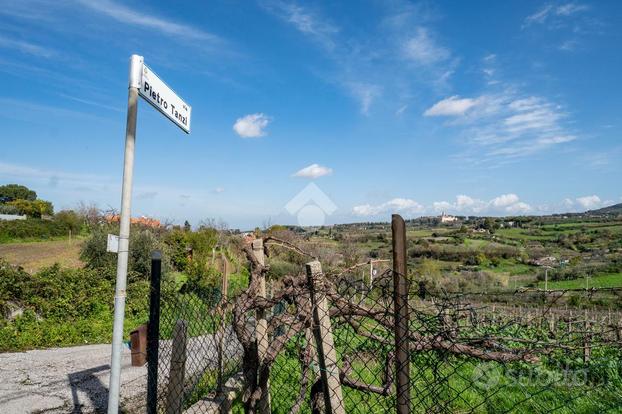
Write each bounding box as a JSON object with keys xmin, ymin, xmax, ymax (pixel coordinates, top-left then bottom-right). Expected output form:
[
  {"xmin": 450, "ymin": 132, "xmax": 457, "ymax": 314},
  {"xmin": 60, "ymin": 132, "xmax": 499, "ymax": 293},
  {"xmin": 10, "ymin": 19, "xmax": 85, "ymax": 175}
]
[
  {"xmin": 539, "ymin": 272, "xmax": 622, "ymax": 289},
  {"xmin": 490, "ymin": 259, "xmax": 533, "ymax": 276},
  {"xmin": 495, "ymin": 228, "xmax": 558, "ymax": 241}
]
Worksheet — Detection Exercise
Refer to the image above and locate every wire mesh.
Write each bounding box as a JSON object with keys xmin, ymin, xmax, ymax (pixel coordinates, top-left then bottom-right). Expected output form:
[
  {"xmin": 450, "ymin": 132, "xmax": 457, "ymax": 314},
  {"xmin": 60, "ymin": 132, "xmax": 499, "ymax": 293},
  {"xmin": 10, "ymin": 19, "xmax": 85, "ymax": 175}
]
[
  {"xmin": 147, "ymin": 238, "xmax": 622, "ymax": 414},
  {"xmin": 149, "ymin": 281, "xmax": 243, "ymax": 413}
]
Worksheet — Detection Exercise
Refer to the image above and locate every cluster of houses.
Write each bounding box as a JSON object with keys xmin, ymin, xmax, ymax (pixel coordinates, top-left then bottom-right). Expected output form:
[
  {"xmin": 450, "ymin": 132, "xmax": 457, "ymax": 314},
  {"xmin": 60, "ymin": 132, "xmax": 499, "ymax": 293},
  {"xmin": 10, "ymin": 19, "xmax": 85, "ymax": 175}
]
[{"xmin": 105, "ymin": 214, "xmax": 161, "ymax": 228}]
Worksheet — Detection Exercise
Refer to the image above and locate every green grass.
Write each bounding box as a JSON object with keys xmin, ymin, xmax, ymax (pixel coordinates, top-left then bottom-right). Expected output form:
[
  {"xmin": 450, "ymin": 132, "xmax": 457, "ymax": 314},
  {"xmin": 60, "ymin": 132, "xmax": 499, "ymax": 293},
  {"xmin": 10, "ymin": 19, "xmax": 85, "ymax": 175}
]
[
  {"xmin": 539, "ymin": 272, "xmax": 622, "ymax": 290},
  {"xmin": 540, "ymin": 221, "xmax": 622, "ymax": 230},
  {"xmin": 489, "ymin": 259, "xmax": 534, "ymax": 276},
  {"xmin": 229, "ymin": 327, "xmax": 622, "ymax": 413},
  {"xmin": 463, "ymin": 238, "xmax": 489, "ymax": 248},
  {"xmin": 407, "ymin": 229, "xmax": 435, "ymax": 238},
  {"xmin": 495, "ymin": 228, "xmax": 558, "ymax": 242}
]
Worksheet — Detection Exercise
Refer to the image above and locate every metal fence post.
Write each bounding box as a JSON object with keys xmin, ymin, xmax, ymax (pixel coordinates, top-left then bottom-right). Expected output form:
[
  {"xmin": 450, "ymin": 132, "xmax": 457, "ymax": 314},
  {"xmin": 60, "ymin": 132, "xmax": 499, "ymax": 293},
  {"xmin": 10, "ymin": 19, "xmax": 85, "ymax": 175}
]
[
  {"xmin": 166, "ymin": 320, "xmax": 188, "ymax": 414},
  {"xmin": 217, "ymin": 254, "xmax": 230, "ymax": 393},
  {"xmin": 307, "ymin": 260, "xmax": 345, "ymax": 414},
  {"xmin": 147, "ymin": 251, "xmax": 162, "ymax": 414},
  {"xmin": 392, "ymin": 214, "xmax": 410, "ymax": 414}
]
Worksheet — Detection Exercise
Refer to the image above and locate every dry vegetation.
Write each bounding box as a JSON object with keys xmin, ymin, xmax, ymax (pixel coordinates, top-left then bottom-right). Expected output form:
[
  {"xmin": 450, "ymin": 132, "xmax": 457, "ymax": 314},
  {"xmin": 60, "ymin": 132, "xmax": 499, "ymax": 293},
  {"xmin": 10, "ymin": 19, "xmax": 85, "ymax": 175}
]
[{"xmin": 0, "ymin": 238, "xmax": 84, "ymax": 273}]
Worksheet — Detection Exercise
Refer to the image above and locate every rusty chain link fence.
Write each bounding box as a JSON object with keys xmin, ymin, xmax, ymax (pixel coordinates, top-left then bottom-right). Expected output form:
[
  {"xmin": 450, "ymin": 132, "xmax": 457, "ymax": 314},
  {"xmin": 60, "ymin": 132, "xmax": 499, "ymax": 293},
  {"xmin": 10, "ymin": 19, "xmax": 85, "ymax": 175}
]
[{"xmin": 144, "ymin": 215, "xmax": 622, "ymax": 413}]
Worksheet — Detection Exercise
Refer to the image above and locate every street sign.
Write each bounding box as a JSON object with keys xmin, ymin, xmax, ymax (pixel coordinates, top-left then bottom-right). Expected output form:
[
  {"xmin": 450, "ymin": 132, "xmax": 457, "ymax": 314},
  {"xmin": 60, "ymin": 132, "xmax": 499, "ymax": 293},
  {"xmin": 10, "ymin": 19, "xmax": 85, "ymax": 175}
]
[
  {"xmin": 138, "ymin": 64, "xmax": 192, "ymax": 133},
  {"xmin": 109, "ymin": 55, "xmax": 192, "ymax": 414},
  {"xmin": 107, "ymin": 234, "xmax": 119, "ymax": 253}
]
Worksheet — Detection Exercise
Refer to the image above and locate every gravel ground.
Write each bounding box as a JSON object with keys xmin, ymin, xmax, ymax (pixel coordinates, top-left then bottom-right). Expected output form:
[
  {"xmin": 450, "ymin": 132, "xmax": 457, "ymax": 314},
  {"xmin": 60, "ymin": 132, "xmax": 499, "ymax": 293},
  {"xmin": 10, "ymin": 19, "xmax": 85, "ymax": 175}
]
[
  {"xmin": 0, "ymin": 343, "xmax": 146, "ymax": 413},
  {"xmin": 0, "ymin": 328, "xmax": 243, "ymax": 414}
]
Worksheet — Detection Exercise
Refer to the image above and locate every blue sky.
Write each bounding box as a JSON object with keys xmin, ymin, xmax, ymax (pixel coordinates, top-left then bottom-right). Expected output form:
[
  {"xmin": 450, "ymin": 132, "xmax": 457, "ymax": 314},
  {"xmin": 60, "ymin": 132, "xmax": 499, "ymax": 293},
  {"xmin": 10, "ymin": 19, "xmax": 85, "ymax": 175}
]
[{"xmin": 0, "ymin": 0, "xmax": 620, "ymax": 229}]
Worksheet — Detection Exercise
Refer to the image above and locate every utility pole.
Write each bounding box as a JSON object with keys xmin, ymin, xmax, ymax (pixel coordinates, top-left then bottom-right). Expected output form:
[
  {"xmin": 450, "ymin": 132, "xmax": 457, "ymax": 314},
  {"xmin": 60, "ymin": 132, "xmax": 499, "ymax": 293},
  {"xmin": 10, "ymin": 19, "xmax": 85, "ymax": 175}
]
[
  {"xmin": 108, "ymin": 54, "xmax": 143, "ymax": 414},
  {"xmin": 544, "ymin": 267, "xmax": 548, "ymax": 292}
]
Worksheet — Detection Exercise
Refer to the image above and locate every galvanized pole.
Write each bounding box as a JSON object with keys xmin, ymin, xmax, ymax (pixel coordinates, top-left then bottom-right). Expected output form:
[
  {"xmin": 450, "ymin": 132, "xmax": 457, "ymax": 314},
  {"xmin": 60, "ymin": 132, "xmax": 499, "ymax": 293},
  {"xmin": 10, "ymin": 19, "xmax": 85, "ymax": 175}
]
[{"xmin": 108, "ymin": 54, "xmax": 143, "ymax": 414}]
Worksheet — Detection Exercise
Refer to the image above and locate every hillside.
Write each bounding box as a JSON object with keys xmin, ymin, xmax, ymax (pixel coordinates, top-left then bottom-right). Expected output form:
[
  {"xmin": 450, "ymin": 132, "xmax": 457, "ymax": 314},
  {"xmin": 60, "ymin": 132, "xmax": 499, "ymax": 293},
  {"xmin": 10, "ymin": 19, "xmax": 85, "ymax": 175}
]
[{"xmin": 587, "ymin": 203, "xmax": 622, "ymax": 215}]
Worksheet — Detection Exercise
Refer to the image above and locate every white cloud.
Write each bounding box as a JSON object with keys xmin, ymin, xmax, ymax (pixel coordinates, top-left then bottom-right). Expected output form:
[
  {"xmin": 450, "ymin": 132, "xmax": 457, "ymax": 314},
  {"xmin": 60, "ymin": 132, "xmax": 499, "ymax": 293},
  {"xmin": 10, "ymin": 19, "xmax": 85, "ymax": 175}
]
[
  {"xmin": 260, "ymin": 0, "xmax": 338, "ymax": 50},
  {"xmin": 562, "ymin": 198, "xmax": 575, "ymax": 208},
  {"xmin": 432, "ymin": 193, "xmax": 532, "ymax": 215},
  {"xmin": 444, "ymin": 92, "xmax": 577, "ymax": 161},
  {"xmin": 456, "ymin": 195, "xmax": 479, "ymax": 209},
  {"xmin": 0, "ymin": 161, "xmax": 109, "ymax": 186},
  {"xmin": 76, "ymin": 0, "xmax": 219, "ymax": 41},
  {"xmin": 233, "ymin": 113, "xmax": 271, "ymax": 138},
  {"xmin": 524, "ymin": 4, "xmax": 554, "ymax": 25},
  {"xmin": 536, "ymin": 135, "xmax": 576, "ymax": 145},
  {"xmin": 556, "ymin": 3, "xmax": 589, "ymax": 16},
  {"xmin": 402, "ymin": 27, "xmax": 450, "ymax": 65},
  {"xmin": 347, "ymin": 83, "xmax": 381, "ymax": 115},
  {"xmin": 293, "ymin": 164, "xmax": 333, "ymax": 179},
  {"xmin": 424, "ymin": 96, "xmax": 479, "ymax": 117},
  {"xmin": 576, "ymin": 195, "xmax": 601, "ymax": 209},
  {"xmin": 559, "ymin": 40, "xmax": 579, "ymax": 51},
  {"xmin": 0, "ymin": 36, "xmax": 55, "ymax": 58},
  {"xmin": 524, "ymin": 2, "xmax": 589, "ymax": 27},
  {"xmin": 213, "ymin": 187, "xmax": 225, "ymax": 194},
  {"xmin": 491, "ymin": 193, "xmax": 520, "ymax": 208},
  {"xmin": 353, "ymin": 198, "xmax": 424, "ymax": 217},
  {"xmin": 503, "ymin": 104, "xmax": 564, "ymax": 133},
  {"xmin": 433, "ymin": 195, "xmax": 486, "ymax": 213},
  {"xmin": 561, "ymin": 195, "xmax": 613, "ymax": 212},
  {"xmin": 432, "ymin": 201, "xmax": 453, "ymax": 211},
  {"xmin": 60, "ymin": 94, "xmax": 122, "ymax": 112},
  {"xmin": 506, "ymin": 202, "xmax": 532, "ymax": 214}
]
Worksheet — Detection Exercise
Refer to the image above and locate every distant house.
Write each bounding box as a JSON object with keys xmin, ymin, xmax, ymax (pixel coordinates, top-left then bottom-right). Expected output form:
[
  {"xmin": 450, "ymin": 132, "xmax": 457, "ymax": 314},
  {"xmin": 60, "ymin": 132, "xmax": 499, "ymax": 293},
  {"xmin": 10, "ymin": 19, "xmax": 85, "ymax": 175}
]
[
  {"xmin": 440, "ymin": 212, "xmax": 458, "ymax": 223},
  {"xmin": 242, "ymin": 232, "xmax": 256, "ymax": 244},
  {"xmin": 106, "ymin": 214, "xmax": 161, "ymax": 228},
  {"xmin": 0, "ymin": 214, "xmax": 26, "ymax": 221},
  {"xmin": 531, "ymin": 256, "xmax": 557, "ymax": 267}
]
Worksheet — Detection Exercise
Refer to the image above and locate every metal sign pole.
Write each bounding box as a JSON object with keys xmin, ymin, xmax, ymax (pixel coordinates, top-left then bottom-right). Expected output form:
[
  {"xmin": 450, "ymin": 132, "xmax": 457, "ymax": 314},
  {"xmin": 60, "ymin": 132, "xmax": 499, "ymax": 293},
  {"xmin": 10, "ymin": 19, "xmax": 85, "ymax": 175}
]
[{"xmin": 108, "ymin": 54, "xmax": 143, "ymax": 414}]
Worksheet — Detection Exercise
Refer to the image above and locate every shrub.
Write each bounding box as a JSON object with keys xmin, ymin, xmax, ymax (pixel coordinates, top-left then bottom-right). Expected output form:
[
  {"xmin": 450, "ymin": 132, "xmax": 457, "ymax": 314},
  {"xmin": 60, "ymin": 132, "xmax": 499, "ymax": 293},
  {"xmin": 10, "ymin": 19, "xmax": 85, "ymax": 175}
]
[
  {"xmin": 267, "ymin": 259, "xmax": 300, "ymax": 280},
  {"xmin": 80, "ymin": 227, "xmax": 170, "ymax": 279},
  {"xmin": 54, "ymin": 210, "xmax": 83, "ymax": 234},
  {"xmin": 0, "ymin": 260, "xmax": 151, "ymax": 351},
  {"xmin": 8, "ymin": 199, "xmax": 54, "ymax": 218},
  {"xmin": 187, "ymin": 227, "xmax": 218, "ymax": 256},
  {"xmin": 0, "ymin": 218, "xmax": 70, "ymax": 242},
  {"xmin": 164, "ymin": 228, "xmax": 190, "ymax": 271}
]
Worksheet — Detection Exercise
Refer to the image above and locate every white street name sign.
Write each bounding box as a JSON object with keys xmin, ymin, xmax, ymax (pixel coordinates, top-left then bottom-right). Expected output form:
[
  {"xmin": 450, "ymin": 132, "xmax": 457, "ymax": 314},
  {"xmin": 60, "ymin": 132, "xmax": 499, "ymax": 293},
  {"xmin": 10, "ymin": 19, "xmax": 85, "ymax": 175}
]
[
  {"xmin": 138, "ymin": 64, "xmax": 192, "ymax": 133},
  {"xmin": 107, "ymin": 234, "xmax": 119, "ymax": 253}
]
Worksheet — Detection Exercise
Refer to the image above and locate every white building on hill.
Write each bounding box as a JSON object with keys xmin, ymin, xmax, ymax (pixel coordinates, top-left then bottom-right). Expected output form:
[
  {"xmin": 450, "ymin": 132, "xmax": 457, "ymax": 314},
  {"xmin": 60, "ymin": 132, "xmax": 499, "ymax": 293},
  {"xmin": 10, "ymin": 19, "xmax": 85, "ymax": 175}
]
[{"xmin": 440, "ymin": 212, "xmax": 458, "ymax": 223}]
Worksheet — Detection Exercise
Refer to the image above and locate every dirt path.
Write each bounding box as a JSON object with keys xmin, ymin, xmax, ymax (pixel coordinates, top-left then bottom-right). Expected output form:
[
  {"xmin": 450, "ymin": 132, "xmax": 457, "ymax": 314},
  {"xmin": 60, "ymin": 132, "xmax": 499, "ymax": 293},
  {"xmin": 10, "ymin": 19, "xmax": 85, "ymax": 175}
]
[
  {"xmin": 0, "ymin": 344, "xmax": 146, "ymax": 413},
  {"xmin": 0, "ymin": 239, "xmax": 83, "ymax": 273}
]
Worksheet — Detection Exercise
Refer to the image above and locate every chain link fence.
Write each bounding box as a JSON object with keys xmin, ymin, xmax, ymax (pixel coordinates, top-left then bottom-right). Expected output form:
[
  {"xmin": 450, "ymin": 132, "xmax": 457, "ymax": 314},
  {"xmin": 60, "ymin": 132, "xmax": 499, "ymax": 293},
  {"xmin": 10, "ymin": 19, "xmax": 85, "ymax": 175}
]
[
  {"xmin": 144, "ymin": 254, "xmax": 244, "ymax": 414},
  {"xmin": 142, "ymin": 222, "xmax": 622, "ymax": 413}
]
